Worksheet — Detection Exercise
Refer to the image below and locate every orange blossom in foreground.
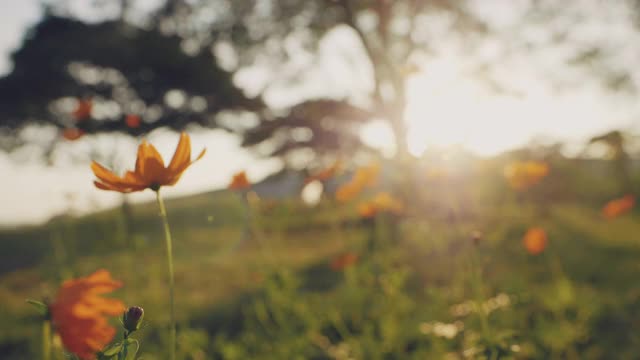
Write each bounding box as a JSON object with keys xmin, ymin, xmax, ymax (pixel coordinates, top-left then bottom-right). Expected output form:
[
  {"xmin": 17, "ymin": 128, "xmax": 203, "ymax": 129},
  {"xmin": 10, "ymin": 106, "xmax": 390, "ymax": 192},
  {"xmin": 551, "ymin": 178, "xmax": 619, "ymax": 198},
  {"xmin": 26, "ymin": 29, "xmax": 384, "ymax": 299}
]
[
  {"xmin": 91, "ymin": 132, "xmax": 205, "ymax": 193},
  {"xmin": 50, "ymin": 269, "xmax": 125, "ymax": 359}
]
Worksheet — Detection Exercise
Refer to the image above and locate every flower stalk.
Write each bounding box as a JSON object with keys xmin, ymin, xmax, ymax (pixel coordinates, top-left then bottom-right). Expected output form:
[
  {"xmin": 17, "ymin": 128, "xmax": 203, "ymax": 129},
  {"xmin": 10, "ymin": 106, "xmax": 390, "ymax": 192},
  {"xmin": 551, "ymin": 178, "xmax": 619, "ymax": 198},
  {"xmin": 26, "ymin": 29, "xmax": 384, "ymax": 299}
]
[
  {"xmin": 42, "ymin": 320, "xmax": 51, "ymax": 360},
  {"xmin": 156, "ymin": 190, "xmax": 176, "ymax": 360}
]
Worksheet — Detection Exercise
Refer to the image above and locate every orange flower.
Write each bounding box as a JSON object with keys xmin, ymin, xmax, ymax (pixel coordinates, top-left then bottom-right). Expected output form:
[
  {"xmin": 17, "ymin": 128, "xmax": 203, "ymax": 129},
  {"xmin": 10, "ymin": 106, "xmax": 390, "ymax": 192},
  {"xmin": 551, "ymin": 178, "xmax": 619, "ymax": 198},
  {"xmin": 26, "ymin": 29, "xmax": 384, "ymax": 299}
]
[
  {"xmin": 602, "ymin": 194, "xmax": 635, "ymax": 219},
  {"xmin": 351, "ymin": 162, "xmax": 380, "ymax": 188},
  {"xmin": 330, "ymin": 252, "xmax": 359, "ymax": 271},
  {"xmin": 335, "ymin": 162, "xmax": 380, "ymax": 202},
  {"xmin": 358, "ymin": 202, "xmax": 378, "ymax": 218},
  {"xmin": 50, "ymin": 270, "xmax": 125, "ymax": 359},
  {"xmin": 358, "ymin": 192, "xmax": 403, "ymax": 218},
  {"xmin": 72, "ymin": 98, "xmax": 93, "ymax": 121},
  {"xmin": 523, "ymin": 227, "xmax": 547, "ymax": 255},
  {"xmin": 91, "ymin": 132, "xmax": 205, "ymax": 193},
  {"xmin": 305, "ymin": 160, "xmax": 342, "ymax": 183},
  {"xmin": 336, "ymin": 182, "xmax": 361, "ymax": 202},
  {"xmin": 125, "ymin": 114, "xmax": 141, "ymax": 128},
  {"xmin": 62, "ymin": 128, "xmax": 84, "ymax": 141},
  {"xmin": 228, "ymin": 171, "xmax": 251, "ymax": 190},
  {"xmin": 371, "ymin": 192, "xmax": 403, "ymax": 212},
  {"xmin": 504, "ymin": 161, "xmax": 549, "ymax": 191}
]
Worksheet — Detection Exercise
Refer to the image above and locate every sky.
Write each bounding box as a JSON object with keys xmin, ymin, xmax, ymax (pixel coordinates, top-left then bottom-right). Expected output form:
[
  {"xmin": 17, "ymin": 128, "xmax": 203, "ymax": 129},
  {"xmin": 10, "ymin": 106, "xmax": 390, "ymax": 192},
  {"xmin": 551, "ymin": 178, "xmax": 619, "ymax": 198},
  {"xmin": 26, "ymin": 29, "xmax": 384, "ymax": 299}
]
[
  {"xmin": 0, "ymin": 0, "xmax": 283, "ymax": 226},
  {"xmin": 0, "ymin": 0, "xmax": 639, "ymax": 225}
]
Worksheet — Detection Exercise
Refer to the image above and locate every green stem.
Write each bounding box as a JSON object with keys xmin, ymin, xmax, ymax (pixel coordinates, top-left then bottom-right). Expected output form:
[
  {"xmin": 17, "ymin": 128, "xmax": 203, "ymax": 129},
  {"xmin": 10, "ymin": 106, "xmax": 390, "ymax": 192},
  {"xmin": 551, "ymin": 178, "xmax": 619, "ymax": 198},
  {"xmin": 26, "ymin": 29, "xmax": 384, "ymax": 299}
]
[
  {"xmin": 119, "ymin": 332, "xmax": 129, "ymax": 360},
  {"xmin": 51, "ymin": 228, "xmax": 68, "ymax": 281},
  {"xmin": 42, "ymin": 320, "xmax": 51, "ymax": 360},
  {"xmin": 241, "ymin": 191, "xmax": 252, "ymax": 243},
  {"xmin": 156, "ymin": 190, "xmax": 176, "ymax": 360},
  {"xmin": 469, "ymin": 250, "xmax": 490, "ymax": 339}
]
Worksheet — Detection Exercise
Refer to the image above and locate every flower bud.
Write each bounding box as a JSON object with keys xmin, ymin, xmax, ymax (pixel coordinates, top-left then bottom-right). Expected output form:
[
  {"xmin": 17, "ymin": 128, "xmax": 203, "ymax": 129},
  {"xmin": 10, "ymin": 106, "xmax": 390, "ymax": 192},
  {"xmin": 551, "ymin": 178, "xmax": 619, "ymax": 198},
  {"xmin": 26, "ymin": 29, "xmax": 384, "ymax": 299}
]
[{"xmin": 122, "ymin": 306, "xmax": 144, "ymax": 333}]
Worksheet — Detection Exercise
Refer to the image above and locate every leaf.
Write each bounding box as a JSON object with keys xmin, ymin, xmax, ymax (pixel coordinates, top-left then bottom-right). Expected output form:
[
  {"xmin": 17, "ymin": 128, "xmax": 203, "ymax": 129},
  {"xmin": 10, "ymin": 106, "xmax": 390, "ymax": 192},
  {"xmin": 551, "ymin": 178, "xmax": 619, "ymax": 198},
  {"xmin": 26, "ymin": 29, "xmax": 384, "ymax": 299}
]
[
  {"xmin": 99, "ymin": 342, "xmax": 123, "ymax": 358},
  {"xmin": 97, "ymin": 353, "xmax": 117, "ymax": 360},
  {"xmin": 124, "ymin": 338, "xmax": 140, "ymax": 360},
  {"xmin": 25, "ymin": 299, "xmax": 48, "ymax": 316}
]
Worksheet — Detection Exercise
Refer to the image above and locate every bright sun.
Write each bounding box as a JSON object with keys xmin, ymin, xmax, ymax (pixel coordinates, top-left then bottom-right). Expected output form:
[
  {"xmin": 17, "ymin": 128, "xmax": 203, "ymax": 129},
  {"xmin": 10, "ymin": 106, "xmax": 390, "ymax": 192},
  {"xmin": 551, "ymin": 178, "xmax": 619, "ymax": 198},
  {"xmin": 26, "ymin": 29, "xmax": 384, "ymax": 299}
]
[
  {"xmin": 362, "ymin": 58, "xmax": 610, "ymax": 157},
  {"xmin": 404, "ymin": 64, "xmax": 524, "ymax": 157}
]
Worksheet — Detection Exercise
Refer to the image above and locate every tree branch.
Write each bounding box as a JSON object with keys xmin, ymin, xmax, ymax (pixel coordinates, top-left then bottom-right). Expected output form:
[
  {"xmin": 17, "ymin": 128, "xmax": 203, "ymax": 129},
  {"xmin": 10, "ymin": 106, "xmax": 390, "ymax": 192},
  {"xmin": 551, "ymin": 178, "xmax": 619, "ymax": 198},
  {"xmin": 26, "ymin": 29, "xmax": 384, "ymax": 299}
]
[{"xmin": 338, "ymin": 0, "xmax": 384, "ymax": 105}]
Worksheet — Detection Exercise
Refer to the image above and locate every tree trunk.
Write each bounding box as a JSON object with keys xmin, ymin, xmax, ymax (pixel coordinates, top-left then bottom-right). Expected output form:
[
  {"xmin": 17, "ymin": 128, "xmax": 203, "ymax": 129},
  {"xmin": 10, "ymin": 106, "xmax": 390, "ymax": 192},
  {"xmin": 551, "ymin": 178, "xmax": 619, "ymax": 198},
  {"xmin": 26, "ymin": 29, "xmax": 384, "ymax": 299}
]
[{"xmin": 389, "ymin": 104, "xmax": 409, "ymax": 161}]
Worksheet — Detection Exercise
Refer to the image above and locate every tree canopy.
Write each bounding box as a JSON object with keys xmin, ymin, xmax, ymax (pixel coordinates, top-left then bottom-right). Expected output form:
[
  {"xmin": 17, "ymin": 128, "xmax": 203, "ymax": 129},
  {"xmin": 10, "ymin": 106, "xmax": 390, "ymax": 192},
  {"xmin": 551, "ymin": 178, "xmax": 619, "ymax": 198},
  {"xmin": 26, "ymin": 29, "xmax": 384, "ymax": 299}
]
[{"xmin": 1, "ymin": 0, "xmax": 638, "ymax": 167}]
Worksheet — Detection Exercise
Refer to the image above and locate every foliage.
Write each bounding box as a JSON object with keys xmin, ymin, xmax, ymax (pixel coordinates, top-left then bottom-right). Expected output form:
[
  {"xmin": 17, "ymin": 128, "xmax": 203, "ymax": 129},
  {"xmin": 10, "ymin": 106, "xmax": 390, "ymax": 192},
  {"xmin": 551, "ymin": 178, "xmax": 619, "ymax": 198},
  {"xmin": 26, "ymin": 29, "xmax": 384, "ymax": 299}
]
[{"xmin": 1, "ymin": 152, "xmax": 639, "ymax": 358}]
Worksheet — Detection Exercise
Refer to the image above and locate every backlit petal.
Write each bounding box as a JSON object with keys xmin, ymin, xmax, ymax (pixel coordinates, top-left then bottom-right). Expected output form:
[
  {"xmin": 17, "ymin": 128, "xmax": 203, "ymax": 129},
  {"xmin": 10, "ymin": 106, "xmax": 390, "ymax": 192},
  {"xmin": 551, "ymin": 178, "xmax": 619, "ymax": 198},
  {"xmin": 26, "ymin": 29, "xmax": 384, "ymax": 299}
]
[
  {"xmin": 194, "ymin": 147, "xmax": 206, "ymax": 162},
  {"xmin": 92, "ymin": 161, "xmax": 149, "ymax": 193},
  {"xmin": 168, "ymin": 132, "xmax": 191, "ymax": 173},
  {"xmin": 138, "ymin": 142, "xmax": 167, "ymax": 184},
  {"xmin": 166, "ymin": 147, "xmax": 206, "ymax": 185},
  {"xmin": 91, "ymin": 162, "xmax": 124, "ymax": 185},
  {"xmin": 94, "ymin": 181, "xmax": 147, "ymax": 193}
]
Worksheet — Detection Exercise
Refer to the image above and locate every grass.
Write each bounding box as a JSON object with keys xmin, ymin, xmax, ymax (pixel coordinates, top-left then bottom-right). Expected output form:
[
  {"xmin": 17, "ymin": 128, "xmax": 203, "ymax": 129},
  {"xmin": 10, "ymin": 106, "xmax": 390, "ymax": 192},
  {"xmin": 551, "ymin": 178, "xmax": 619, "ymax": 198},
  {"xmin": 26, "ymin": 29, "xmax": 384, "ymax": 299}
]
[{"xmin": 1, "ymin": 165, "xmax": 639, "ymax": 359}]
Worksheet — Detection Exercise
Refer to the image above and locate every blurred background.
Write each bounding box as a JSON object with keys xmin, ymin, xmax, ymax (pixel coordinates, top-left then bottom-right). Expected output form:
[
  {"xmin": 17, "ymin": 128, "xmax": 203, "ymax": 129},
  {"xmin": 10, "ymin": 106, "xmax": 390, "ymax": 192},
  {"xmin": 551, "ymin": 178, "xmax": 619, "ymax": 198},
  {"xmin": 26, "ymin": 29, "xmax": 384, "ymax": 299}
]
[{"xmin": 1, "ymin": 0, "xmax": 640, "ymax": 359}]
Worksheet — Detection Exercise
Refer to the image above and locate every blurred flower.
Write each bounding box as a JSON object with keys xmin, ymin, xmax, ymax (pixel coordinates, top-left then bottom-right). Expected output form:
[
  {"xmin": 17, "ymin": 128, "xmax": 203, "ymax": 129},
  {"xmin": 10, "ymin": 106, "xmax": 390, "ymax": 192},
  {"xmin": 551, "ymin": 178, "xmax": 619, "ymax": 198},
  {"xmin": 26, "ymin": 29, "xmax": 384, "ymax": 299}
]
[
  {"xmin": 336, "ymin": 182, "xmax": 361, "ymax": 202},
  {"xmin": 358, "ymin": 202, "xmax": 378, "ymax": 218},
  {"xmin": 352, "ymin": 162, "xmax": 380, "ymax": 188},
  {"xmin": 523, "ymin": 227, "xmax": 547, "ymax": 255},
  {"xmin": 72, "ymin": 98, "xmax": 93, "ymax": 121},
  {"xmin": 91, "ymin": 132, "xmax": 205, "ymax": 193},
  {"xmin": 305, "ymin": 160, "xmax": 342, "ymax": 183},
  {"xmin": 335, "ymin": 162, "xmax": 380, "ymax": 202},
  {"xmin": 330, "ymin": 252, "xmax": 359, "ymax": 271},
  {"xmin": 62, "ymin": 128, "xmax": 84, "ymax": 141},
  {"xmin": 122, "ymin": 306, "xmax": 144, "ymax": 333},
  {"xmin": 602, "ymin": 194, "xmax": 635, "ymax": 219},
  {"xmin": 482, "ymin": 293, "xmax": 511, "ymax": 314},
  {"xmin": 50, "ymin": 269, "xmax": 125, "ymax": 359},
  {"xmin": 419, "ymin": 321, "xmax": 463, "ymax": 339},
  {"xmin": 358, "ymin": 192, "xmax": 403, "ymax": 218},
  {"xmin": 503, "ymin": 161, "xmax": 549, "ymax": 191},
  {"xmin": 450, "ymin": 293, "xmax": 511, "ymax": 317},
  {"xmin": 228, "ymin": 171, "xmax": 251, "ymax": 190},
  {"xmin": 371, "ymin": 192, "xmax": 403, "ymax": 212},
  {"xmin": 125, "ymin": 114, "xmax": 141, "ymax": 128}
]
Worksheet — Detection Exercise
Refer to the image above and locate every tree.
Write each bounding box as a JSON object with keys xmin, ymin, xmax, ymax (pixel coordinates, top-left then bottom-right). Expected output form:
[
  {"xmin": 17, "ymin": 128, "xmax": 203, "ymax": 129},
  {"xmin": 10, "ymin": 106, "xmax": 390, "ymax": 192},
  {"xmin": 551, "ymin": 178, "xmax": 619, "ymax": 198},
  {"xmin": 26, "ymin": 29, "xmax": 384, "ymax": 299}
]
[
  {"xmin": 0, "ymin": 1, "xmax": 481, "ymax": 163},
  {"xmin": 0, "ymin": 13, "xmax": 262, "ymax": 137},
  {"xmin": 589, "ymin": 130, "xmax": 633, "ymax": 192},
  {"xmin": 2, "ymin": 0, "xmax": 638, "ymax": 169}
]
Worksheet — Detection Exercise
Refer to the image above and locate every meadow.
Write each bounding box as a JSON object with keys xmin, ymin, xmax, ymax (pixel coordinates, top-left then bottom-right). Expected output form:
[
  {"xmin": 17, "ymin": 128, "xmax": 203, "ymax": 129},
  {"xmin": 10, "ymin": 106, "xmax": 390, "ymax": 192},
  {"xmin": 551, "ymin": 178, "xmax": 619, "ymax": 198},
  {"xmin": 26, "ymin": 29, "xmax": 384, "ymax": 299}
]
[{"xmin": 0, "ymin": 149, "xmax": 639, "ymax": 359}]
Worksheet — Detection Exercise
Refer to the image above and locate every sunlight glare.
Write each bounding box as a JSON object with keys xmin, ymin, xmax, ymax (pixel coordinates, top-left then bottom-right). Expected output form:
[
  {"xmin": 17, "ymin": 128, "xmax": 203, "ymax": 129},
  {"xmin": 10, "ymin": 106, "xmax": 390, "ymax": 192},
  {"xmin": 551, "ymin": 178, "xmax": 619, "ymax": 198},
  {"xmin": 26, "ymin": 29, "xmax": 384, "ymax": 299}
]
[
  {"xmin": 360, "ymin": 121, "xmax": 395, "ymax": 157},
  {"xmin": 405, "ymin": 59, "xmax": 524, "ymax": 157},
  {"xmin": 404, "ymin": 57, "xmax": 615, "ymax": 157}
]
